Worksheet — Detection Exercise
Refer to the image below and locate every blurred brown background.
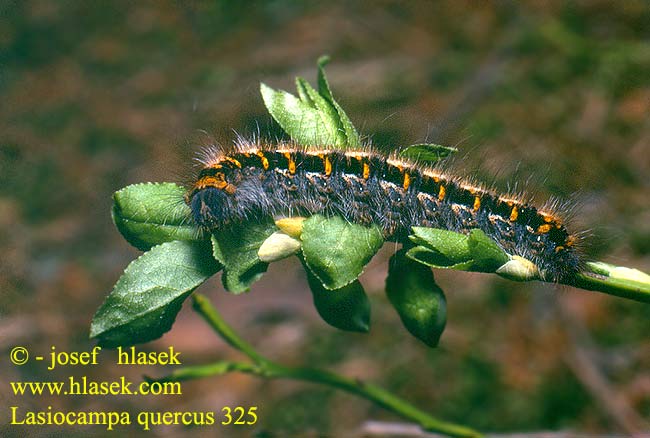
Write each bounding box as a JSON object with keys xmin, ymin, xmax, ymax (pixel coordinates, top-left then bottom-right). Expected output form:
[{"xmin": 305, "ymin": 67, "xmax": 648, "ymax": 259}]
[{"xmin": 1, "ymin": 1, "xmax": 649, "ymax": 437}]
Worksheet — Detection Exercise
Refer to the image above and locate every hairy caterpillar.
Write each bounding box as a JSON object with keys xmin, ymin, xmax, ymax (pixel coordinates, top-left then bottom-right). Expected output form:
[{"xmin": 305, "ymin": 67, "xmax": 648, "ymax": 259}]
[{"xmin": 185, "ymin": 139, "xmax": 581, "ymax": 282}]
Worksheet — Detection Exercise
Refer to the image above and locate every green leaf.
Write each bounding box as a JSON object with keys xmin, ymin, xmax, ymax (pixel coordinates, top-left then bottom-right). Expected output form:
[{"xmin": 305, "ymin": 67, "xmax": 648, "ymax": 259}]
[
  {"xmin": 408, "ymin": 227, "xmax": 472, "ymax": 265},
  {"xmin": 295, "ymin": 76, "xmax": 317, "ymax": 107},
  {"xmin": 316, "ymin": 55, "xmax": 361, "ymax": 147},
  {"xmin": 399, "ymin": 144, "xmax": 458, "ymax": 163},
  {"xmin": 211, "ymin": 220, "xmax": 277, "ymax": 294},
  {"xmin": 305, "ymin": 265, "xmax": 370, "ymax": 333},
  {"xmin": 112, "ymin": 183, "xmax": 201, "ymax": 251},
  {"xmin": 406, "ymin": 246, "xmax": 474, "ymax": 270},
  {"xmin": 467, "ymin": 229, "xmax": 510, "ymax": 272},
  {"xmin": 260, "ymin": 82, "xmax": 343, "ymax": 146},
  {"xmin": 90, "ymin": 240, "xmax": 220, "ymax": 347},
  {"xmin": 386, "ymin": 250, "xmax": 447, "ymax": 347},
  {"xmin": 406, "ymin": 228, "xmax": 511, "ymax": 273},
  {"xmin": 301, "ymin": 215, "xmax": 384, "ymax": 290},
  {"xmin": 295, "ymin": 77, "xmax": 346, "ymax": 145},
  {"xmin": 260, "ymin": 57, "xmax": 360, "ymax": 148},
  {"xmin": 573, "ymin": 262, "xmax": 650, "ymax": 303},
  {"xmin": 584, "ymin": 261, "xmax": 650, "ymax": 282}
]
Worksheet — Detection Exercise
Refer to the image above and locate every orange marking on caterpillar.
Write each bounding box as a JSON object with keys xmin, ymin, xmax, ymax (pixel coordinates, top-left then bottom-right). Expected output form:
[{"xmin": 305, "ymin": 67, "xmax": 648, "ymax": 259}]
[
  {"xmin": 195, "ymin": 176, "xmax": 221, "ymax": 189},
  {"xmin": 363, "ymin": 162, "xmax": 370, "ymax": 180},
  {"xmin": 438, "ymin": 185, "xmax": 446, "ymax": 201},
  {"xmin": 284, "ymin": 152, "xmax": 296, "ymax": 174},
  {"xmin": 537, "ymin": 224, "xmax": 552, "ymax": 233},
  {"xmin": 541, "ymin": 213, "xmax": 559, "ymax": 224},
  {"xmin": 194, "ymin": 172, "xmax": 237, "ymax": 195},
  {"xmin": 510, "ymin": 206, "xmax": 519, "ymax": 222},
  {"xmin": 324, "ymin": 156, "xmax": 332, "ymax": 176},
  {"xmin": 473, "ymin": 196, "xmax": 481, "ymax": 211},
  {"xmin": 223, "ymin": 157, "xmax": 242, "ymax": 168},
  {"xmin": 403, "ymin": 172, "xmax": 411, "ymax": 190},
  {"xmin": 256, "ymin": 151, "xmax": 269, "ymax": 170}
]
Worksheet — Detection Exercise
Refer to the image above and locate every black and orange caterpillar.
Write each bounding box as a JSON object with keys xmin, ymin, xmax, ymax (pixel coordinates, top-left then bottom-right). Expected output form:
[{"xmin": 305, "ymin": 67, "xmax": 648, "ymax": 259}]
[{"xmin": 185, "ymin": 140, "xmax": 581, "ymax": 281}]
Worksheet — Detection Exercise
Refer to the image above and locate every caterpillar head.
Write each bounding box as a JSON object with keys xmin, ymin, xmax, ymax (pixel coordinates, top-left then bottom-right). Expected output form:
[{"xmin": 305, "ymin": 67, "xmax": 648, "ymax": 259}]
[{"xmin": 186, "ymin": 166, "xmax": 238, "ymax": 229}]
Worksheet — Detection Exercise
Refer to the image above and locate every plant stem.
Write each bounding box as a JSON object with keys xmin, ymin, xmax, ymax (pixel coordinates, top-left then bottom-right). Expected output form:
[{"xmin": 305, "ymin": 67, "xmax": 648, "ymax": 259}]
[
  {"xmin": 563, "ymin": 262, "xmax": 650, "ymax": 304},
  {"xmin": 179, "ymin": 293, "xmax": 482, "ymax": 438},
  {"xmin": 191, "ymin": 293, "xmax": 269, "ymax": 365},
  {"xmin": 160, "ymin": 359, "xmax": 480, "ymax": 437}
]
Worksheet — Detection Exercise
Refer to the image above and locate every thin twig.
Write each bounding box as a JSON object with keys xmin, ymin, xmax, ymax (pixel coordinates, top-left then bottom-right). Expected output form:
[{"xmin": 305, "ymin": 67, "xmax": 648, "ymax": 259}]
[
  {"xmin": 154, "ymin": 293, "xmax": 483, "ymax": 438},
  {"xmin": 361, "ymin": 420, "xmax": 642, "ymax": 438},
  {"xmin": 564, "ymin": 262, "xmax": 650, "ymax": 304},
  {"xmin": 191, "ymin": 293, "xmax": 269, "ymax": 365}
]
